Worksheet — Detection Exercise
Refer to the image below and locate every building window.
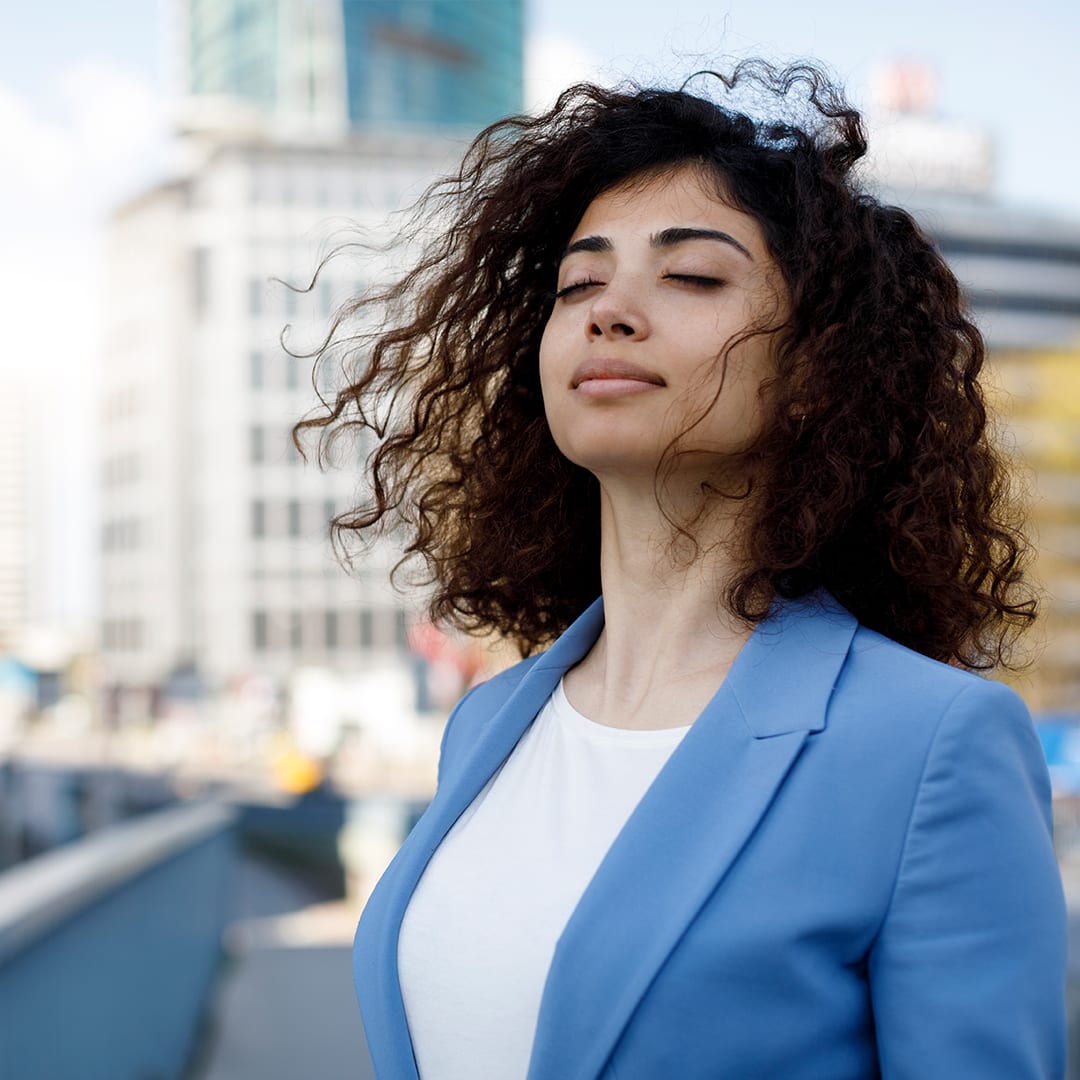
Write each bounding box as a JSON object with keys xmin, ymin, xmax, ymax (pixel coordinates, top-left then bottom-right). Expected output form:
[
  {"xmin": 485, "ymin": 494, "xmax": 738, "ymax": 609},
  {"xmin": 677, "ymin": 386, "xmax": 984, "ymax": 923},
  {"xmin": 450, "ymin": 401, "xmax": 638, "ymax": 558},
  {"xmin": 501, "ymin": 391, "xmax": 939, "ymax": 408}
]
[
  {"xmin": 103, "ymin": 518, "xmax": 141, "ymax": 551},
  {"xmin": 286, "ymin": 431, "xmax": 303, "ymax": 466},
  {"xmin": 316, "ymin": 359, "xmax": 336, "ymax": 398},
  {"xmin": 251, "ymin": 350, "xmax": 264, "ymax": 389},
  {"xmin": 323, "ymin": 498, "xmax": 336, "ymax": 527},
  {"xmin": 356, "ymin": 423, "xmax": 372, "ymax": 462},
  {"xmin": 325, "ymin": 610, "xmax": 338, "ymax": 649},
  {"xmin": 359, "ymin": 608, "xmax": 374, "ymax": 649},
  {"xmin": 252, "ymin": 499, "xmax": 266, "ymax": 538},
  {"xmin": 250, "ymin": 425, "xmax": 264, "ymax": 464},
  {"xmin": 285, "ymin": 354, "xmax": 300, "ymax": 390},
  {"xmin": 287, "ymin": 498, "xmax": 301, "ymax": 538},
  {"xmin": 319, "ymin": 278, "xmax": 334, "ymax": 318},
  {"xmin": 249, "ymin": 278, "xmax": 263, "ymax": 317},
  {"xmin": 106, "ymin": 617, "xmax": 143, "ymax": 651},
  {"xmin": 253, "ymin": 611, "xmax": 268, "ymax": 652},
  {"xmin": 192, "ymin": 248, "xmax": 210, "ymax": 316},
  {"xmin": 290, "ymin": 611, "xmax": 302, "ymax": 650},
  {"xmin": 394, "ymin": 609, "xmax": 408, "ymax": 649}
]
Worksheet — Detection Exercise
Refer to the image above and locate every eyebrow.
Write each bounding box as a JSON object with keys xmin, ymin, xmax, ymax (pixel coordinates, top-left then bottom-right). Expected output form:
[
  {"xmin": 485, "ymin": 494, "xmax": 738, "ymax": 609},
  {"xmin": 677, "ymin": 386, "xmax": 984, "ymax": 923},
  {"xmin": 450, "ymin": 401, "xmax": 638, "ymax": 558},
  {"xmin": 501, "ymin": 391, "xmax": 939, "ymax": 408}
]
[{"xmin": 560, "ymin": 226, "xmax": 754, "ymax": 263}]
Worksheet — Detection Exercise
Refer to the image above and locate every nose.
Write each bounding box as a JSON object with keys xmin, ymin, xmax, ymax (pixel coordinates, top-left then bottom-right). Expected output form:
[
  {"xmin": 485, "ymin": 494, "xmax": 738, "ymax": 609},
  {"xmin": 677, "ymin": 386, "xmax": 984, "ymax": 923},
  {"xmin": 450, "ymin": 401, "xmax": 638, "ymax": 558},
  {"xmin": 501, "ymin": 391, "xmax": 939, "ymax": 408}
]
[{"xmin": 585, "ymin": 282, "xmax": 648, "ymax": 341}]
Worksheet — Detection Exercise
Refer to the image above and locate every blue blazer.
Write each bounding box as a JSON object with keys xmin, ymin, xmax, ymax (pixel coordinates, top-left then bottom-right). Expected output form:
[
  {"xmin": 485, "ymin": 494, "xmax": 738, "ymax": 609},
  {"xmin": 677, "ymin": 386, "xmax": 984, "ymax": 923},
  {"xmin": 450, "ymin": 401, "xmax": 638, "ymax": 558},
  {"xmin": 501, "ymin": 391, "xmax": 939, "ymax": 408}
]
[{"xmin": 353, "ymin": 593, "xmax": 1067, "ymax": 1079}]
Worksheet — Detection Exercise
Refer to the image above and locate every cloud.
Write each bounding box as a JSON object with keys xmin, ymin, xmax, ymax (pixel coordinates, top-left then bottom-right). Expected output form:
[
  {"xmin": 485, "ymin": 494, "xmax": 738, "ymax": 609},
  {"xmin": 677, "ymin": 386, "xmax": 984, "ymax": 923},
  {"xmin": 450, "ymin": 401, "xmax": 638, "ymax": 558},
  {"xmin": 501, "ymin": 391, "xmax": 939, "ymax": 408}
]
[
  {"xmin": 0, "ymin": 59, "xmax": 166, "ymax": 224},
  {"xmin": 0, "ymin": 85, "xmax": 74, "ymax": 198},
  {"xmin": 58, "ymin": 60, "xmax": 166, "ymax": 187}
]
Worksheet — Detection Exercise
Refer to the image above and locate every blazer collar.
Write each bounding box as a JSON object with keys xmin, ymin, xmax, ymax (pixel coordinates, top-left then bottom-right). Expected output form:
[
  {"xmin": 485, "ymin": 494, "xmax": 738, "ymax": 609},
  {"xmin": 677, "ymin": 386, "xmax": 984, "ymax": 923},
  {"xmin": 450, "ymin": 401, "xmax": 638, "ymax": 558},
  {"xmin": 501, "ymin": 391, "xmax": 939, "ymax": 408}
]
[
  {"xmin": 527, "ymin": 590, "xmax": 857, "ymax": 1079},
  {"xmin": 543, "ymin": 589, "xmax": 855, "ymax": 737},
  {"xmin": 725, "ymin": 588, "xmax": 857, "ymax": 737},
  {"xmin": 358, "ymin": 591, "xmax": 857, "ymax": 1080}
]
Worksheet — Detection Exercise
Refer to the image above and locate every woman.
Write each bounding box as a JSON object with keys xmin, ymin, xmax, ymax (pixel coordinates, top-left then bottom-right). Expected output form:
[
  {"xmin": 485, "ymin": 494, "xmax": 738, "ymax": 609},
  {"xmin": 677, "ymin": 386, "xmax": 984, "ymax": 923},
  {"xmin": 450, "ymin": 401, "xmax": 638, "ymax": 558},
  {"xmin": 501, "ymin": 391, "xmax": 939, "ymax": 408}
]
[{"xmin": 297, "ymin": 61, "xmax": 1066, "ymax": 1079}]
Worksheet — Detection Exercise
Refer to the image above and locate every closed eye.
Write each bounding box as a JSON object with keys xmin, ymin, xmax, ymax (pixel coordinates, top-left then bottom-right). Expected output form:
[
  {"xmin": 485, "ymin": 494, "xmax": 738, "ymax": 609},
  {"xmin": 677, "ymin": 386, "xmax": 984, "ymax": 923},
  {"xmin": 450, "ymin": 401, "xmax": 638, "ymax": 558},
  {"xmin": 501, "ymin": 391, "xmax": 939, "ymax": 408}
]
[
  {"xmin": 554, "ymin": 278, "xmax": 604, "ymax": 300},
  {"xmin": 663, "ymin": 274, "xmax": 725, "ymax": 287}
]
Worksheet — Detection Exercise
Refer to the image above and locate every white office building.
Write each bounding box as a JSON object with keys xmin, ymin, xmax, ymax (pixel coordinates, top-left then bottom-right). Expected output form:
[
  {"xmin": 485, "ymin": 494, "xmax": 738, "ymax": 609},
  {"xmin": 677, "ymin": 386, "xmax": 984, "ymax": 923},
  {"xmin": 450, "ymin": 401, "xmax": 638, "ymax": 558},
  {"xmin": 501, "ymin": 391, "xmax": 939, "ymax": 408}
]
[{"xmin": 98, "ymin": 132, "xmax": 465, "ymax": 698}]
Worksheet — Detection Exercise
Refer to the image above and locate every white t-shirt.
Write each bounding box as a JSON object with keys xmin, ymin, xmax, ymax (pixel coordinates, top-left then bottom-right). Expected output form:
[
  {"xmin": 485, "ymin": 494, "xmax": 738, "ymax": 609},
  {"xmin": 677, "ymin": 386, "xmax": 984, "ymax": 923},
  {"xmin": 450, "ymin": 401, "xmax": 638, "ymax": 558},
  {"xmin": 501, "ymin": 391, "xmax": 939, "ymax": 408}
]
[{"xmin": 397, "ymin": 678, "xmax": 691, "ymax": 1080}]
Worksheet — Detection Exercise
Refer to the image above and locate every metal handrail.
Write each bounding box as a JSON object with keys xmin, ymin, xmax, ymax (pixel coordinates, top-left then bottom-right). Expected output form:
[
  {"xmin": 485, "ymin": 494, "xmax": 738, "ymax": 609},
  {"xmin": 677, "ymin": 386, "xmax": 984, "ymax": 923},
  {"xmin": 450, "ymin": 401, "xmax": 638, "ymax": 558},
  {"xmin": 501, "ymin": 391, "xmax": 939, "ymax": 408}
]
[{"xmin": 0, "ymin": 800, "xmax": 236, "ymax": 965}]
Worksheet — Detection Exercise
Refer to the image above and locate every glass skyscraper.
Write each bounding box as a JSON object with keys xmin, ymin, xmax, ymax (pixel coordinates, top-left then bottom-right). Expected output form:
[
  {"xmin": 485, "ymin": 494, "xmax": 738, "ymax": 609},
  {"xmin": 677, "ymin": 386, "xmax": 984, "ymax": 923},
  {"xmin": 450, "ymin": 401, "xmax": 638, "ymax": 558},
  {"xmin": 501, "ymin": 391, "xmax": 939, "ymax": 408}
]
[
  {"xmin": 341, "ymin": 0, "xmax": 522, "ymax": 129},
  {"xmin": 182, "ymin": 0, "xmax": 523, "ymax": 133}
]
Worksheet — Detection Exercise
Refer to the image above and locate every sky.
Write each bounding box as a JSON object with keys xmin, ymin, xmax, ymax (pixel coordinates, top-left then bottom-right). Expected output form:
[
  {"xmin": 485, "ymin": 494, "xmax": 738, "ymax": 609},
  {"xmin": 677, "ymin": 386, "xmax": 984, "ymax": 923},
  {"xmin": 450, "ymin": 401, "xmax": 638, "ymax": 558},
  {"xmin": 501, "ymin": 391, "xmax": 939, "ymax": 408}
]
[{"xmin": 0, "ymin": 0, "xmax": 1076, "ymax": 632}]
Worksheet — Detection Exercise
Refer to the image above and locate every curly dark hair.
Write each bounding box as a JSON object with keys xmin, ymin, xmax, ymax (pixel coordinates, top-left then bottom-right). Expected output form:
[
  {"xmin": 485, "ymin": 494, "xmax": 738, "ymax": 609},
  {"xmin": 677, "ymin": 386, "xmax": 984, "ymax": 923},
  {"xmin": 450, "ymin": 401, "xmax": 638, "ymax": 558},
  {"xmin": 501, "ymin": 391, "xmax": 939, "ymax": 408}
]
[{"xmin": 294, "ymin": 59, "xmax": 1036, "ymax": 669}]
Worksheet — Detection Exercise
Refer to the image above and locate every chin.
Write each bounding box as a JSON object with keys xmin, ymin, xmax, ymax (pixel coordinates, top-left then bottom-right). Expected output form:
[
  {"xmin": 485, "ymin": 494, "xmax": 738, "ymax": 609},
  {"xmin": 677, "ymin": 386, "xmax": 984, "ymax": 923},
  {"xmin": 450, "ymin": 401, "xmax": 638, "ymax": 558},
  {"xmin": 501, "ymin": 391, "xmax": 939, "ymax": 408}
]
[{"xmin": 552, "ymin": 436, "xmax": 664, "ymax": 479}]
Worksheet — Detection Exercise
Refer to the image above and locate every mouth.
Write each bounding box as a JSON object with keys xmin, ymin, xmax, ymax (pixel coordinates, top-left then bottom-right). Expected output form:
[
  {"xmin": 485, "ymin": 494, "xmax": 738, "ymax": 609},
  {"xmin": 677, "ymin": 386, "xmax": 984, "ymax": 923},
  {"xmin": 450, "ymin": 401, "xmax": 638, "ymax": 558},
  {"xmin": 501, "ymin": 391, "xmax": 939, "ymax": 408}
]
[{"xmin": 570, "ymin": 360, "xmax": 666, "ymax": 394}]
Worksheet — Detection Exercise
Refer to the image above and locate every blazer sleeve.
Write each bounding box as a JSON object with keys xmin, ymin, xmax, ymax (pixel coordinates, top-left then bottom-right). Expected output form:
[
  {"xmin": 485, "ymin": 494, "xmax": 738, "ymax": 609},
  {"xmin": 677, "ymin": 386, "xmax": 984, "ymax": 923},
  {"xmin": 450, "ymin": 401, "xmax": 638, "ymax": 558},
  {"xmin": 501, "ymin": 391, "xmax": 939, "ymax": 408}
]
[{"xmin": 868, "ymin": 678, "xmax": 1067, "ymax": 1079}]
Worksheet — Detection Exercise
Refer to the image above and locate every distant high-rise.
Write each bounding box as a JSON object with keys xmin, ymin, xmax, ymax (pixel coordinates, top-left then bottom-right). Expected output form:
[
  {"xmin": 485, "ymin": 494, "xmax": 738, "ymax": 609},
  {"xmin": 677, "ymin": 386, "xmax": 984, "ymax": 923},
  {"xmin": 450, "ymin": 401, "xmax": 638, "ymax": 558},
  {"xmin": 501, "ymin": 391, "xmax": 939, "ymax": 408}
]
[
  {"xmin": 99, "ymin": 1, "xmax": 524, "ymax": 713},
  {"xmin": 176, "ymin": 0, "xmax": 523, "ymax": 138}
]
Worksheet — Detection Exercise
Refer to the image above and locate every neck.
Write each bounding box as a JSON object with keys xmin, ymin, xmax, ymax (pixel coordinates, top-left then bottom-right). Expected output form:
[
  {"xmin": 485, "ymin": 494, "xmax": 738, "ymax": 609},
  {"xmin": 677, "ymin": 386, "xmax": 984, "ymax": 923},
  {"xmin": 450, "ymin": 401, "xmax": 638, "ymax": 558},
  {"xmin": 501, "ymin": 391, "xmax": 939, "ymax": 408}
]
[{"xmin": 564, "ymin": 474, "xmax": 756, "ymax": 729}]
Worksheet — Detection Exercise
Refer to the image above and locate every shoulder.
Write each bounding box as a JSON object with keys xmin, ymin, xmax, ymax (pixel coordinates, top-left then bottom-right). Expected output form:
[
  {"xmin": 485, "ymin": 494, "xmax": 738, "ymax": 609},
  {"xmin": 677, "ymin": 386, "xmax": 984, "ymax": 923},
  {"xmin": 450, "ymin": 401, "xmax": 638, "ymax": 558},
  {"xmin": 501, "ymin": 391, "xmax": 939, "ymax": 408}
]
[
  {"xmin": 838, "ymin": 620, "xmax": 1031, "ymax": 732},
  {"xmin": 768, "ymin": 593, "xmax": 1033, "ymax": 754},
  {"xmin": 822, "ymin": 621, "xmax": 1051, "ymax": 831},
  {"xmin": 784, "ymin": 604, "xmax": 1048, "ymax": 819}
]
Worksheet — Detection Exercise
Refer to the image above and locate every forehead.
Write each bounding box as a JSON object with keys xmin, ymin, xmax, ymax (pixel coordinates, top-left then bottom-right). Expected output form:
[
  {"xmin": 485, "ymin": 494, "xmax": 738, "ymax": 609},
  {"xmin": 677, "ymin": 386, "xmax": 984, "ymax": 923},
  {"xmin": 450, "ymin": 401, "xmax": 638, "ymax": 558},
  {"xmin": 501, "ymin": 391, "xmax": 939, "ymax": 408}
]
[{"xmin": 569, "ymin": 165, "xmax": 766, "ymax": 255}]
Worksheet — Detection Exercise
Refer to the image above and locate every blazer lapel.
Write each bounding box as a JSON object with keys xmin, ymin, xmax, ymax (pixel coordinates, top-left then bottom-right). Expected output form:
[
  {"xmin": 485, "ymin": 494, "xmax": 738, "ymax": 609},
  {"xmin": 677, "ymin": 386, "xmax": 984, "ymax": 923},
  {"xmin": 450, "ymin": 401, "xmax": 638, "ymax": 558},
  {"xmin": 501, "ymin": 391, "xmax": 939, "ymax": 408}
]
[
  {"xmin": 355, "ymin": 599, "xmax": 606, "ymax": 1079},
  {"xmin": 527, "ymin": 593, "xmax": 858, "ymax": 1080}
]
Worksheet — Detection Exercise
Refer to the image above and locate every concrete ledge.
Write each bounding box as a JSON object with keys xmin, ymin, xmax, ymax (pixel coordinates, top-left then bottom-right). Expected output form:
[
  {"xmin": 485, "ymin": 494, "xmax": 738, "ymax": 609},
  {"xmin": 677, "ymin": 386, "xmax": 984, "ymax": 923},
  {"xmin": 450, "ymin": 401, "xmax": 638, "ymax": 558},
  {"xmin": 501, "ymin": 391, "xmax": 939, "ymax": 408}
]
[{"xmin": 0, "ymin": 800, "xmax": 236, "ymax": 965}]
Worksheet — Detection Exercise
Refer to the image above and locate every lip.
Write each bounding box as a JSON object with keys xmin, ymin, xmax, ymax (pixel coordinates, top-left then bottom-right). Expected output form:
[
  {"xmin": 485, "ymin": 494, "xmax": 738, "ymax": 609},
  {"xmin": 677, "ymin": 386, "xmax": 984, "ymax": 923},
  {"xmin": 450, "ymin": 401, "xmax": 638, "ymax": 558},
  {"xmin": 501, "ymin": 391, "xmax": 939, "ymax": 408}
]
[{"xmin": 570, "ymin": 359, "xmax": 666, "ymax": 392}]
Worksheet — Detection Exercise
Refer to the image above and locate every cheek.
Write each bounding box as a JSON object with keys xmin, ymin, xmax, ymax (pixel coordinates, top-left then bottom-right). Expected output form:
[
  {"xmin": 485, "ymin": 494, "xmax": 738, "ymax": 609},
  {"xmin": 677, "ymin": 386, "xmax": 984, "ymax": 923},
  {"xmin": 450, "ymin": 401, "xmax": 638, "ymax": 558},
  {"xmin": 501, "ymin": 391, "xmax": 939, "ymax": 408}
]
[
  {"xmin": 537, "ymin": 321, "xmax": 564, "ymax": 407},
  {"xmin": 536, "ymin": 322, "xmax": 583, "ymax": 463}
]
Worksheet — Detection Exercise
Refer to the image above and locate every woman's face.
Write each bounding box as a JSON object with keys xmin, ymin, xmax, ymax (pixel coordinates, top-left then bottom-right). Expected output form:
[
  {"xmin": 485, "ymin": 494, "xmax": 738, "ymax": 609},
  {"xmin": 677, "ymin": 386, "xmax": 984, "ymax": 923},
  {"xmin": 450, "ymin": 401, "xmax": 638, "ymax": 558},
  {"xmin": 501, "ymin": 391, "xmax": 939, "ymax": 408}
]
[{"xmin": 539, "ymin": 164, "xmax": 787, "ymax": 484}]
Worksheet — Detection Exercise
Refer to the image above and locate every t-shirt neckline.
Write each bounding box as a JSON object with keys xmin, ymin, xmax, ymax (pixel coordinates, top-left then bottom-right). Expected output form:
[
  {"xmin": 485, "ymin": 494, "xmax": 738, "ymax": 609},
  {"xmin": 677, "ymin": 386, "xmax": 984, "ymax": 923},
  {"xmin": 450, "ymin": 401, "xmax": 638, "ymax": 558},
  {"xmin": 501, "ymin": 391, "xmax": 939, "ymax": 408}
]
[{"xmin": 552, "ymin": 677, "xmax": 693, "ymax": 745}]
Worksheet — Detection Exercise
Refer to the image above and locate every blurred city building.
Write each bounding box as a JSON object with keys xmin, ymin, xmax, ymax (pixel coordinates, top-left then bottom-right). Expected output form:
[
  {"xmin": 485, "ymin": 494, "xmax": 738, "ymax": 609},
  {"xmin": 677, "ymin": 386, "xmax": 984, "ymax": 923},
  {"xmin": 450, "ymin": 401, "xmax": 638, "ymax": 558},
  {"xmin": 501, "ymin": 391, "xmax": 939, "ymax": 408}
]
[
  {"xmin": 866, "ymin": 62, "xmax": 1080, "ymax": 713},
  {"xmin": 98, "ymin": 0, "xmax": 523, "ymax": 743},
  {"xmin": 867, "ymin": 61, "xmax": 1080, "ymax": 352},
  {"xmin": 0, "ymin": 370, "xmax": 30, "ymax": 654},
  {"xmin": 991, "ymin": 346, "xmax": 1080, "ymax": 712},
  {"xmin": 173, "ymin": 0, "xmax": 522, "ymax": 141},
  {"xmin": 0, "ymin": 370, "xmax": 53, "ymax": 747}
]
